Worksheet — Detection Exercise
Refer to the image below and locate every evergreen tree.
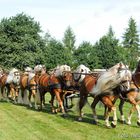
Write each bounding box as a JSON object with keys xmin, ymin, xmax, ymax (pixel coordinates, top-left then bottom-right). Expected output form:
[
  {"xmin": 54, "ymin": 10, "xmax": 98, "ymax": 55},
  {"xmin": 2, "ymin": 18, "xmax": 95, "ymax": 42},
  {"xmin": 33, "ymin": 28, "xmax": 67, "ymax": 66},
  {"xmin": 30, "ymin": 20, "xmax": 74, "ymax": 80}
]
[
  {"xmin": 122, "ymin": 17, "xmax": 140, "ymax": 69},
  {"xmin": 95, "ymin": 26, "xmax": 120, "ymax": 69},
  {"xmin": 63, "ymin": 26, "xmax": 76, "ymax": 52},
  {"xmin": 62, "ymin": 26, "xmax": 76, "ymax": 66}
]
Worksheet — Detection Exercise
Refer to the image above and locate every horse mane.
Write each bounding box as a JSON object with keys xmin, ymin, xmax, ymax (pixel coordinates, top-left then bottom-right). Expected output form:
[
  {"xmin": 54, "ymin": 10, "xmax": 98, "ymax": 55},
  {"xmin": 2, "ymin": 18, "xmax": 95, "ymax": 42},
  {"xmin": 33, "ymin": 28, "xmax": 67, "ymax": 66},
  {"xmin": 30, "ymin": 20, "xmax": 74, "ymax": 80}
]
[
  {"xmin": 54, "ymin": 65, "xmax": 71, "ymax": 77},
  {"xmin": 73, "ymin": 64, "xmax": 91, "ymax": 82},
  {"xmin": 9, "ymin": 68, "xmax": 19, "ymax": 75},
  {"xmin": 34, "ymin": 65, "xmax": 46, "ymax": 74},
  {"xmin": 90, "ymin": 62, "xmax": 131, "ymax": 96},
  {"xmin": 6, "ymin": 68, "xmax": 20, "ymax": 84}
]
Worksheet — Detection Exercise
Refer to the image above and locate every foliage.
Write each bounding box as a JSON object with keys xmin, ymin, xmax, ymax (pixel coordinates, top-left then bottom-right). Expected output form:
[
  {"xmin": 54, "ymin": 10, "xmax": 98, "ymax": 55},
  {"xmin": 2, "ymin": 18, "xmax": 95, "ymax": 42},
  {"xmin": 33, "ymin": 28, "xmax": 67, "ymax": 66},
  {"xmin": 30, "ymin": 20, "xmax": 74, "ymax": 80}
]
[
  {"xmin": 43, "ymin": 37, "xmax": 72, "ymax": 69},
  {"xmin": 0, "ymin": 13, "xmax": 45, "ymax": 70},
  {"xmin": 0, "ymin": 13, "xmax": 139, "ymax": 71},
  {"xmin": 62, "ymin": 26, "xmax": 76, "ymax": 52},
  {"xmin": 122, "ymin": 17, "xmax": 140, "ymax": 70},
  {"xmin": 95, "ymin": 26, "xmax": 121, "ymax": 69},
  {"xmin": 74, "ymin": 41, "xmax": 101, "ymax": 69}
]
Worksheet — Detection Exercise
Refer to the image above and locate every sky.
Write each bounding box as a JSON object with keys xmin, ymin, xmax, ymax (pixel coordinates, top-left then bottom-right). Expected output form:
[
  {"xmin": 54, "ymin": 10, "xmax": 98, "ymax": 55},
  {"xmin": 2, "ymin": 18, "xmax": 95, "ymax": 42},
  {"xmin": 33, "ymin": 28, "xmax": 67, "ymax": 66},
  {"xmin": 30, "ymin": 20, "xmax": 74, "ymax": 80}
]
[{"xmin": 1, "ymin": 0, "xmax": 140, "ymax": 45}]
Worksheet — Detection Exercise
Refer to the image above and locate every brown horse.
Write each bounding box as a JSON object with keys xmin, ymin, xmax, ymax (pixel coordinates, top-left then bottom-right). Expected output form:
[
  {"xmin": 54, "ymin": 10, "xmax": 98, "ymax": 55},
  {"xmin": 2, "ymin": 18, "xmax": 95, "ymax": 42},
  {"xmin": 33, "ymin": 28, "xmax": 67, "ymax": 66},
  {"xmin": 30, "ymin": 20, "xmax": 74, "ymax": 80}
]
[
  {"xmin": 18, "ymin": 66, "xmax": 45, "ymax": 109},
  {"xmin": 77, "ymin": 62, "xmax": 132, "ymax": 128},
  {"xmin": 118, "ymin": 60, "xmax": 140, "ymax": 126},
  {"xmin": 0, "ymin": 68, "xmax": 20, "ymax": 103},
  {"xmin": 38, "ymin": 66, "xmax": 73, "ymax": 116}
]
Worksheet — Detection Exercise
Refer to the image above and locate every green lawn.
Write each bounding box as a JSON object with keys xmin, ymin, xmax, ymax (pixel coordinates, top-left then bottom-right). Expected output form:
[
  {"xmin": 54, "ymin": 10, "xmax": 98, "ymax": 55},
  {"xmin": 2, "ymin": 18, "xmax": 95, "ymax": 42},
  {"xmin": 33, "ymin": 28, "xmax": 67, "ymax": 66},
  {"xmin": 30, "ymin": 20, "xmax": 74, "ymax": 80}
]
[{"xmin": 0, "ymin": 95, "xmax": 140, "ymax": 140}]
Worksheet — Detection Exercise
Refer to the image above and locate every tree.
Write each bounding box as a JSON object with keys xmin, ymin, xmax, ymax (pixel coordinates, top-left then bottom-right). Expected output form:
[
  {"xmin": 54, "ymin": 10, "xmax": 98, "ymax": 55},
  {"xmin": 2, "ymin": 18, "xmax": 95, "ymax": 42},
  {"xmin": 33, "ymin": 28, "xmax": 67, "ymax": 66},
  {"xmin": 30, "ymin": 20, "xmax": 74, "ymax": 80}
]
[
  {"xmin": 122, "ymin": 17, "xmax": 140, "ymax": 69},
  {"xmin": 95, "ymin": 26, "xmax": 120, "ymax": 69},
  {"xmin": 62, "ymin": 26, "xmax": 76, "ymax": 66},
  {"xmin": 0, "ymin": 13, "xmax": 45, "ymax": 70},
  {"xmin": 63, "ymin": 26, "xmax": 76, "ymax": 52},
  {"xmin": 43, "ymin": 37, "xmax": 69, "ymax": 69},
  {"xmin": 74, "ymin": 41, "xmax": 101, "ymax": 69}
]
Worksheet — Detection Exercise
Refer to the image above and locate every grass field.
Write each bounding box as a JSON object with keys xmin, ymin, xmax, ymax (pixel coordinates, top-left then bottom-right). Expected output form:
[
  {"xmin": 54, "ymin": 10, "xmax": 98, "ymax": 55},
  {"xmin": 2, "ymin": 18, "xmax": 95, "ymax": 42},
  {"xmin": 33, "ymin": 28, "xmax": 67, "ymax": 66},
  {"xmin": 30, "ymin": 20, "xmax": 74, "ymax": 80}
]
[{"xmin": 0, "ymin": 95, "xmax": 140, "ymax": 140}]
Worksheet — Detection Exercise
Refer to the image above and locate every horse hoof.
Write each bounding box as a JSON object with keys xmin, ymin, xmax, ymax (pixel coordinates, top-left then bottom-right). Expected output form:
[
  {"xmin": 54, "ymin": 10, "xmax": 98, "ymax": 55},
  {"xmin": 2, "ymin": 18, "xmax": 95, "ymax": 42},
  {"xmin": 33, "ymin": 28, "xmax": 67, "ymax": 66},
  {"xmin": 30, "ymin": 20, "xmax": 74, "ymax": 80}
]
[
  {"xmin": 106, "ymin": 125, "xmax": 112, "ymax": 129},
  {"xmin": 77, "ymin": 118, "xmax": 82, "ymax": 122},
  {"xmin": 137, "ymin": 121, "xmax": 140, "ymax": 126},
  {"xmin": 62, "ymin": 114, "xmax": 68, "ymax": 118},
  {"xmin": 111, "ymin": 122, "xmax": 116, "ymax": 128},
  {"xmin": 120, "ymin": 120, "xmax": 126, "ymax": 124},
  {"xmin": 93, "ymin": 120, "xmax": 98, "ymax": 125}
]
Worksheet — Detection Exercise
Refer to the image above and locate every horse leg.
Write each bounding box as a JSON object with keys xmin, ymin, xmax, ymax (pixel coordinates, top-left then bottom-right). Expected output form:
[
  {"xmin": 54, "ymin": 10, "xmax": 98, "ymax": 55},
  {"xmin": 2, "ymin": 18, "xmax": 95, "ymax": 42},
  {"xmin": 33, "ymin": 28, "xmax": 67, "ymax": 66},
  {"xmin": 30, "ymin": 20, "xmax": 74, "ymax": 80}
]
[
  {"xmin": 39, "ymin": 91, "xmax": 44, "ymax": 110},
  {"xmin": 6, "ymin": 85, "xmax": 10, "ymax": 102},
  {"xmin": 135, "ymin": 103, "xmax": 140, "ymax": 126},
  {"xmin": 105, "ymin": 107, "xmax": 112, "ymax": 128},
  {"xmin": 127, "ymin": 98, "xmax": 138, "ymax": 125},
  {"xmin": 91, "ymin": 96, "xmax": 100, "ymax": 124},
  {"xmin": 33, "ymin": 89, "xmax": 39, "ymax": 110},
  {"xmin": 55, "ymin": 91, "xmax": 66, "ymax": 116},
  {"xmin": 28, "ymin": 90, "xmax": 32, "ymax": 108},
  {"xmin": 119, "ymin": 99, "xmax": 125, "ymax": 123},
  {"xmin": 17, "ymin": 89, "xmax": 23, "ymax": 104},
  {"xmin": 78, "ymin": 95, "xmax": 87, "ymax": 121},
  {"xmin": 104, "ymin": 105, "xmax": 108, "ymax": 119},
  {"xmin": 127, "ymin": 105, "xmax": 136, "ymax": 125},
  {"xmin": 0, "ymin": 86, "xmax": 5, "ymax": 100},
  {"xmin": 14, "ymin": 88, "xmax": 19, "ymax": 104},
  {"xmin": 49, "ymin": 92, "xmax": 55, "ymax": 113},
  {"xmin": 102, "ymin": 97, "xmax": 117, "ymax": 128}
]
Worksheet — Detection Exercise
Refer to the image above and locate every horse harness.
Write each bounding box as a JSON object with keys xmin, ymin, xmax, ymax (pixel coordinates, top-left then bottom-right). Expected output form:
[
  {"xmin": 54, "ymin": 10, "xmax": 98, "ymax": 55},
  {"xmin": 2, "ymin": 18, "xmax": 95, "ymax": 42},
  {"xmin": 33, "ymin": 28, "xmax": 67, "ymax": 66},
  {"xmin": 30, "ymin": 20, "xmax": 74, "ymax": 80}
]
[{"xmin": 119, "ymin": 81, "xmax": 140, "ymax": 101}]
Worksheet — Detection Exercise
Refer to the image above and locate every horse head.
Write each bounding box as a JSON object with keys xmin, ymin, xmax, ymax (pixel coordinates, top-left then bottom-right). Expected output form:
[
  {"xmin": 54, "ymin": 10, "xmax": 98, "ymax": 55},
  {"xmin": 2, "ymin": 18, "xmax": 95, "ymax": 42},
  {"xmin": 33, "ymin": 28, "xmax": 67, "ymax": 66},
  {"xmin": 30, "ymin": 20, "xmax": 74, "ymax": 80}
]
[
  {"xmin": 73, "ymin": 64, "xmax": 91, "ymax": 82},
  {"xmin": 24, "ymin": 67, "xmax": 33, "ymax": 75},
  {"xmin": 54, "ymin": 65, "xmax": 72, "ymax": 88},
  {"xmin": 117, "ymin": 62, "xmax": 132, "ymax": 90},
  {"xmin": 34, "ymin": 64, "xmax": 46, "ymax": 75},
  {"xmin": 62, "ymin": 71, "xmax": 73, "ymax": 88},
  {"xmin": 7, "ymin": 68, "xmax": 20, "ymax": 86}
]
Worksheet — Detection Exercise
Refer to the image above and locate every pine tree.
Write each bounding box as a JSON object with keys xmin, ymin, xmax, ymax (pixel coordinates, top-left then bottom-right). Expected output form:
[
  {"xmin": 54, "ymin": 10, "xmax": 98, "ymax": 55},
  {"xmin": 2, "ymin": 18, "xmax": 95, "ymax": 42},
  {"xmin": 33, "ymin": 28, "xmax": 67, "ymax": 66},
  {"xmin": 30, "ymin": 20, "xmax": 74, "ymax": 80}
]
[
  {"xmin": 95, "ymin": 26, "xmax": 120, "ymax": 68},
  {"xmin": 122, "ymin": 17, "xmax": 140, "ymax": 69},
  {"xmin": 62, "ymin": 26, "xmax": 76, "ymax": 66}
]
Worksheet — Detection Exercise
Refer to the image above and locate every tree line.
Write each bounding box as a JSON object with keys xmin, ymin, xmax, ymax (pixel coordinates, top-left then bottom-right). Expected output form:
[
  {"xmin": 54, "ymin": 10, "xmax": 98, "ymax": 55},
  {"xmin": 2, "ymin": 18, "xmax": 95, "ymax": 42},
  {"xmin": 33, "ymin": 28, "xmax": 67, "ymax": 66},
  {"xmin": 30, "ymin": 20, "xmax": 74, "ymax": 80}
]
[{"xmin": 0, "ymin": 13, "xmax": 139, "ymax": 71}]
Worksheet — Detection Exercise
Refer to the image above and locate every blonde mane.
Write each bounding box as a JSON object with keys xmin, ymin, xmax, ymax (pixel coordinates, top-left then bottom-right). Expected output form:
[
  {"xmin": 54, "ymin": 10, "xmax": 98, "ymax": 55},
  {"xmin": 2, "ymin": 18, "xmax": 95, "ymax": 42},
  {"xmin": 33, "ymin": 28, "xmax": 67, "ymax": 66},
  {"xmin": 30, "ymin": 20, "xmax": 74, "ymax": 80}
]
[
  {"xmin": 90, "ymin": 62, "xmax": 132, "ymax": 96},
  {"xmin": 54, "ymin": 65, "xmax": 71, "ymax": 77},
  {"xmin": 6, "ymin": 68, "xmax": 20, "ymax": 84},
  {"xmin": 74, "ymin": 64, "xmax": 91, "ymax": 82}
]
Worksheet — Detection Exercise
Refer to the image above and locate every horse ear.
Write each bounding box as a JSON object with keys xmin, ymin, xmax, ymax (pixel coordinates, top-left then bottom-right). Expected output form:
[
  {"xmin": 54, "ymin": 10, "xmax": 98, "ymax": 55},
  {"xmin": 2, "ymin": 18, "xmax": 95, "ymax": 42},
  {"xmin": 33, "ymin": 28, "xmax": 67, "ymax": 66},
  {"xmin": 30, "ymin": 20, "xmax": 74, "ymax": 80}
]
[{"xmin": 119, "ymin": 62, "xmax": 123, "ymax": 68}]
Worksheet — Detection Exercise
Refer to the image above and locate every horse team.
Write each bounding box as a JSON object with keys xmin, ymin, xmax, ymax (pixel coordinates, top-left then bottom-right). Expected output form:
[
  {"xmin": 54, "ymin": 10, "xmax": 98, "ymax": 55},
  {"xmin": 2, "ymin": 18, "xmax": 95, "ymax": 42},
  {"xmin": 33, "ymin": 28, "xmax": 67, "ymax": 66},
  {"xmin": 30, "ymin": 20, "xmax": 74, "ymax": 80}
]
[{"xmin": 0, "ymin": 61, "xmax": 140, "ymax": 128}]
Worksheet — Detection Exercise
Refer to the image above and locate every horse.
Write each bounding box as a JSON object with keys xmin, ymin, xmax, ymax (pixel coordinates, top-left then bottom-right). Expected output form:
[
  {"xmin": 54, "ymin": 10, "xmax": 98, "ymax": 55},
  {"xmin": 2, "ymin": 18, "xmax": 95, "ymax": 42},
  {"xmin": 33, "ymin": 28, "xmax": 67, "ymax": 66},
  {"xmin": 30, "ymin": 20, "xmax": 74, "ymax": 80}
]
[
  {"xmin": 18, "ymin": 65, "xmax": 45, "ymax": 109},
  {"xmin": 64, "ymin": 64, "xmax": 91, "ymax": 109},
  {"xmin": 0, "ymin": 68, "xmax": 20, "ymax": 103},
  {"xmin": 77, "ymin": 62, "xmax": 132, "ymax": 128},
  {"xmin": 38, "ymin": 65, "xmax": 73, "ymax": 116},
  {"xmin": 117, "ymin": 60, "xmax": 140, "ymax": 126}
]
